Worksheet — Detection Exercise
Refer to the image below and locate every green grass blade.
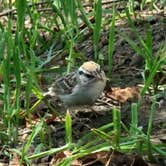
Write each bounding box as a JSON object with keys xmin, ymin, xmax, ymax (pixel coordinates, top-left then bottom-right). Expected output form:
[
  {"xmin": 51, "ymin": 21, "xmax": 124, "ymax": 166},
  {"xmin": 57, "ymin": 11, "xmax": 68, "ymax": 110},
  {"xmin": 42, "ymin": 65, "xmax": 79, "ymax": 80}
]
[
  {"xmin": 13, "ymin": 41, "xmax": 21, "ymax": 111},
  {"xmin": 125, "ymin": 10, "xmax": 152, "ymax": 67},
  {"xmin": 152, "ymin": 145, "xmax": 166, "ymax": 156},
  {"xmin": 25, "ymin": 72, "xmax": 32, "ymax": 113},
  {"xmin": 113, "ymin": 107, "xmax": 121, "ymax": 149},
  {"xmin": 68, "ymin": 0, "xmax": 78, "ymax": 32},
  {"xmin": 66, "ymin": 39, "xmax": 74, "ymax": 74},
  {"xmin": 27, "ymin": 144, "xmax": 69, "ymax": 160},
  {"xmin": 145, "ymin": 25, "xmax": 153, "ymax": 58},
  {"xmin": 30, "ymin": 12, "xmax": 39, "ymax": 49},
  {"xmin": 77, "ymin": 1, "xmax": 93, "ymax": 30},
  {"xmin": 91, "ymin": 128, "xmax": 112, "ymax": 141},
  {"xmin": 4, "ymin": 20, "xmax": 12, "ymax": 111},
  {"xmin": 65, "ymin": 110, "xmax": 72, "ymax": 144},
  {"xmin": 0, "ymin": 31, "xmax": 6, "ymax": 60},
  {"xmin": 77, "ymin": 122, "xmax": 113, "ymax": 147},
  {"xmin": 21, "ymin": 121, "xmax": 43, "ymax": 160},
  {"xmin": 108, "ymin": 6, "xmax": 116, "ymax": 75},
  {"xmin": 146, "ymin": 96, "xmax": 157, "ymax": 161},
  {"xmin": 117, "ymin": 29, "xmax": 145, "ymax": 58},
  {"xmin": 52, "ymin": 2, "xmax": 66, "ymax": 28},
  {"xmin": 0, "ymin": 32, "xmax": 6, "ymax": 120},
  {"xmin": 129, "ymin": 0, "xmax": 134, "ymax": 13},
  {"xmin": 130, "ymin": 103, "xmax": 138, "ymax": 135},
  {"xmin": 145, "ymin": 25, "xmax": 153, "ymax": 69},
  {"xmin": 93, "ymin": 0, "xmax": 102, "ymax": 60},
  {"xmin": 16, "ymin": 0, "xmax": 27, "ymax": 30},
  {"xmin": 141, "ymin": 56, "xmax": 162, "ymax": 96}
]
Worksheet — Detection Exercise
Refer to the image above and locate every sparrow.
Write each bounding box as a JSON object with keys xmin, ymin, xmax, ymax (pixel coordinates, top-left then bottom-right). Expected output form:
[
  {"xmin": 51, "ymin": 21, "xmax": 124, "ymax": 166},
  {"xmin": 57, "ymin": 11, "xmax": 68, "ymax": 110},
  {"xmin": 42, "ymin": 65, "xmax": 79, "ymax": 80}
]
[{"xmin": 44, "ymin": 61, "xmax": 106, "ymax": 106}]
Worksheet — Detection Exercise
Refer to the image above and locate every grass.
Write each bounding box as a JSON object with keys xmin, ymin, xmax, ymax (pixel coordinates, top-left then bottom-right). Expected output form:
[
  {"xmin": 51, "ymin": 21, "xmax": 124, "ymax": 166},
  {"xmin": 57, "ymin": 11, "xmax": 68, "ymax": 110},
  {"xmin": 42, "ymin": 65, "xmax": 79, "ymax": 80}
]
[
  {"xmin": 108, "ymin": 5, "xmax": 115, "ymax": 76},
  {"xmin": 0, "ymin": 0, "xmax": 165, "ymax": 165},
  {"xmin": 93, "ymin": 0, "xmax": 102, "ymax": 60}
]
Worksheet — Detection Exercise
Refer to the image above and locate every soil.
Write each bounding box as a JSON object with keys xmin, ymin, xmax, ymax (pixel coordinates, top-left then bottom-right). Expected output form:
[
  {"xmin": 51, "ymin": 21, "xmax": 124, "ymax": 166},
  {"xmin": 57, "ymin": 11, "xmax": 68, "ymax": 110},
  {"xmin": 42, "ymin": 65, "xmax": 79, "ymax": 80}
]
[{"xmin": 0, "ymin": 1, "xmax": 165, "ymax": 166}]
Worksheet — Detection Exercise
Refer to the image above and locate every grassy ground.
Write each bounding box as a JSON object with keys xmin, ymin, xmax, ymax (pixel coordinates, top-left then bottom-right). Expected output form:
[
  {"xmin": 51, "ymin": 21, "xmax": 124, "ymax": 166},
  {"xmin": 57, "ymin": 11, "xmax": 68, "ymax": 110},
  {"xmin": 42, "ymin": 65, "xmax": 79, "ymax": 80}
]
[{"xmin": 0, "ymin": 0, "xmax": 166, "ymax": 165}]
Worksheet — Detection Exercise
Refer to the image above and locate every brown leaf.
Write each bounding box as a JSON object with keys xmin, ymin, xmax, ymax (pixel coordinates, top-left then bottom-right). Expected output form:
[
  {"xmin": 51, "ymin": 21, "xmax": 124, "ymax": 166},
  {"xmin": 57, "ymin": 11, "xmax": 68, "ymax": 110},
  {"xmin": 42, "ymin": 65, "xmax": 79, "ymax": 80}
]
[
  {"xmin": 9, "ymin": 153, "xmax": 20, "ymax": 166},
  {"xmin": 50, "ymin": 151, "xmax": 82, "ymax": 166},
  {"xmin": 106, "ymin": 87, "xmax": 141, "ymax": 103}
]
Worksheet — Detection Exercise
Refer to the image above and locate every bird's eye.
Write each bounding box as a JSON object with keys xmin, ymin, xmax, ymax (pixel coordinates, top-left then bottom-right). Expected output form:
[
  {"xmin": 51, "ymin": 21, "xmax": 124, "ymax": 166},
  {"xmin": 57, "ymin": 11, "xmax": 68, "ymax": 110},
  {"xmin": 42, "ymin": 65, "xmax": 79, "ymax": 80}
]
[
  {"xmin": 79, "ymin": 71, "xmax": 84, "ymax": 75},
  {"xmin": 85, "ymin": 73, "xmax": 95, "ymax": 79}
]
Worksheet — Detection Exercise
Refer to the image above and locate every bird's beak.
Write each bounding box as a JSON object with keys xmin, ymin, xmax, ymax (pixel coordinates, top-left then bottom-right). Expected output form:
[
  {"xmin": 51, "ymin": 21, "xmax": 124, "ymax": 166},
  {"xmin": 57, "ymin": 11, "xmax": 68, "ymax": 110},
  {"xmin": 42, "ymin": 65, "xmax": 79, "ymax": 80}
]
[{"xmin": 96, "ymin": 72, "xmax": 104, "ymax": 80}]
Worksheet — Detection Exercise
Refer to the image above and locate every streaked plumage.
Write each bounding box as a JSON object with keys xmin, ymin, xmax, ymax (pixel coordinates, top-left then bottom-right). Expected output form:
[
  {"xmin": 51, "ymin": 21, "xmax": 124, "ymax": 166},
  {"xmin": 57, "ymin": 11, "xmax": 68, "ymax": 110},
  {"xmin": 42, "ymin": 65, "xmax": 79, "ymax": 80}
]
[{"xmin": 44, "ymin": 61, "xmax": 106, "ymax": 105}]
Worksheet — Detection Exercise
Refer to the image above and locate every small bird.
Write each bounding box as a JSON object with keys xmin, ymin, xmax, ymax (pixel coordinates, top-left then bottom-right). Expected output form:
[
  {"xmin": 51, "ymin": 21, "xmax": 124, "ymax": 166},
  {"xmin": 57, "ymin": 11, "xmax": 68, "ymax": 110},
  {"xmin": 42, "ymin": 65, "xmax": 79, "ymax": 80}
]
[{"xmin": 44, "ymin": 61, "xmax": 106, "ymax": 106}]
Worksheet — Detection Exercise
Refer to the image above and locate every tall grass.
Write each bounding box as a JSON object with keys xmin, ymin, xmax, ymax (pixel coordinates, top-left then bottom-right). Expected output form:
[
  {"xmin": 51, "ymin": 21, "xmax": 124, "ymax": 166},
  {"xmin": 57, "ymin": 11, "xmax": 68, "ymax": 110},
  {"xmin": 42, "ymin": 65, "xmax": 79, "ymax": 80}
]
[
  {"xmin": 146, "ymin": 96, "xmax": 156, "ymax": 161},
  {"xmin": 93, "ymin": 0, "xmax": 102, "ymax": 60},
  {"xmin": 38, "ymin": 101, "xmax": 165, "ymax": 164},
  {"xmin": 113, "ymin": 108, "xmax": 121, "ymax": 149},
  {"xmin": 20, "ymin": 121, "xmax": 43, "ymax": 165},
  {"xmin": 108, "ymin": 5, "xmax": 116, "ymax": 75},
  {"xmin": 53, "ymin": 0, "xmax": 78, "ymax": 73},
  {"xmin": 0, "ymin": 1, "xmax": 165, "ymax": 165},
  {"xmin": 118, "ymin": 10, "xmax": 166, "ymax": 95},
  {"xmin": 0, "ymin": 0, "xmax": 41, "ymax": 146},
  {"xmin": 130, "ymin": 103, "xmax": 138, "ymax": 135},
  {"xmin": 2, "ymin": 18, "xmax": 19, "ymax": 146}
]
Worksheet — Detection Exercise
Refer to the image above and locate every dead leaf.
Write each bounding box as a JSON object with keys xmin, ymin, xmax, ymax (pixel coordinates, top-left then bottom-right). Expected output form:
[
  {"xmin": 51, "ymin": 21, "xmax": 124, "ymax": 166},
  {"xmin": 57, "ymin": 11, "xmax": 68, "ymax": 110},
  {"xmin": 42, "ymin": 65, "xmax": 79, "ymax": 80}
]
[
  {"xmin": 106, "ymin": 87, "xmax": 141, "ymax": 103},
  {"xmin": 9, "ymin": 153, "xmax": 20, "ymax": 166},
  {"xmin": 50, "ymin": 151, "xmax": 82, "ymax": 166}
]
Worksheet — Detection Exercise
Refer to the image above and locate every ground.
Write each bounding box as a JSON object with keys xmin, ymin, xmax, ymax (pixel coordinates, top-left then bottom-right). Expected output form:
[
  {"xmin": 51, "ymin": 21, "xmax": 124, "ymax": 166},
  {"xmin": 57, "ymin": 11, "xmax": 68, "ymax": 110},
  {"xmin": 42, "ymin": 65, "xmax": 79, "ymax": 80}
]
[
  {"xmin": 34, "ymin": 7, "xmax": 165, "ymax": 166},
  {"xmin": 0, "ymin": 1, "xmax": 166, "ymax": 165}
]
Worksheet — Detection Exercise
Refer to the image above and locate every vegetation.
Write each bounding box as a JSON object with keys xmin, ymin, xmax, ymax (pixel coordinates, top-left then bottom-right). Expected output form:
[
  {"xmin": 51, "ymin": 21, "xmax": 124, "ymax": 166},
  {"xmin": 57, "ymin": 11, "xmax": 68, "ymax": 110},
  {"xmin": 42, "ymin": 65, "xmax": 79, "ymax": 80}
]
[{"xmin": 0, "ymin": 0, "xmax": 165, "ymax": 165}]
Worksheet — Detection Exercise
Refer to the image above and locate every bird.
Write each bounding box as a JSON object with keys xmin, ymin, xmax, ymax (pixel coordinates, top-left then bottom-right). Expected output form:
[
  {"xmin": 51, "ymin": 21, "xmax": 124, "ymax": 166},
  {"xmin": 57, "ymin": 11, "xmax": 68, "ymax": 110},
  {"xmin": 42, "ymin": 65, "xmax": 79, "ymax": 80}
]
[{"xmin": 44, "ymin": 61, "xmax": 106, "ymax": 106}]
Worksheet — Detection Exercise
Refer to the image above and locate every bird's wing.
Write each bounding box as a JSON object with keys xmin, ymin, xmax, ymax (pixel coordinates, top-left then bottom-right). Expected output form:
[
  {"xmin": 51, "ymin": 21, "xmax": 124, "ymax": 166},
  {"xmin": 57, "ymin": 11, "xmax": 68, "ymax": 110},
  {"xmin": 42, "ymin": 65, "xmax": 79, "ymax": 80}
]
[{"xmin": 53, "ymin": 72, "xmax": 77, "ymax": 94}]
